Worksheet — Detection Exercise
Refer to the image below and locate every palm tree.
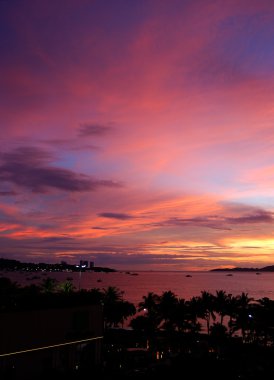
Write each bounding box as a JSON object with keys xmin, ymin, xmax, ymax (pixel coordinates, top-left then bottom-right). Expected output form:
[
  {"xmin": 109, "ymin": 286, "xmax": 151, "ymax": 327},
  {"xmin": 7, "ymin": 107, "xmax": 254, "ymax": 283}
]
[
  {"xmin": 256, "ymin": 297, "xmax": 274, "ymax": 346},
  {"xmin": 225, "ymin": 294, "xmax": 239, "ymax": 337},
  {"xmin": 138, "ymin": 291, "xmax": 160, "ymax": 314},
  {"xmin": 102, "ymin": 286, "xmax": 123, "ymax": 304},
  {"xmin": 173, "ymin": 298, "xmax": 190, "ymax": 333},
  {"xmin": 134, "ymin": 292, "xmax": 161, "ymax": 348},
  {"xmin": 102, "ymin": 286, "xmax": 135, "ymax": 328},
  {"xmin": 214, "ymin": 290, "xmax": 230, "ymax": 325},
  {"xmin": 234, "ymin": 292, "xmax": 254, "ymax": 341},
  {"xmin": 199, "ymin": 291, "xmax": 216, "ymax": 335},
  {"xmin": 138, "ymin": 292, "xmax": 161, "ymax": 331},
  {"xmin": 187, "ymin": 296, "xmax": 203, "ymax": 335},
  {"xmin": 115, "ymin": 300, "xmax": 136, "ymax": 328},
  {"xmin": 158, "ymin": 290, "xmax": 179, "ymax": 331}
]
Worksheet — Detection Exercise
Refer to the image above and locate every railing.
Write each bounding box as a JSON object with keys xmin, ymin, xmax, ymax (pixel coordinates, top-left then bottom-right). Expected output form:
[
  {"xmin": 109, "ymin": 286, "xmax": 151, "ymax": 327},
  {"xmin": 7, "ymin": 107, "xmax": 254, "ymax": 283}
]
[{"xmin": 0, "ymin": 335, "xmax": 104, "ymax": 357}]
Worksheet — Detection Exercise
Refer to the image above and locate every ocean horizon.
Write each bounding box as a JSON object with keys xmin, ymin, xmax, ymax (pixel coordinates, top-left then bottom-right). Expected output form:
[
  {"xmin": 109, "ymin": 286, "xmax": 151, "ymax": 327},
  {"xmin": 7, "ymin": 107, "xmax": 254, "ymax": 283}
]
[{"xmin": 2, "ymin": 269, "xmax": 274, "ymax": 307}]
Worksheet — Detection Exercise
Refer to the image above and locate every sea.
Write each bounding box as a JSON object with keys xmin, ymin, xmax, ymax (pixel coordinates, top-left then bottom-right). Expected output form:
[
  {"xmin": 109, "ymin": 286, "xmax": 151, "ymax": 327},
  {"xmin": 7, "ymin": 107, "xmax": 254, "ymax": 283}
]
[{"xmin": 2, "ymin": 269, "xmax": 274, "ymax": 306}]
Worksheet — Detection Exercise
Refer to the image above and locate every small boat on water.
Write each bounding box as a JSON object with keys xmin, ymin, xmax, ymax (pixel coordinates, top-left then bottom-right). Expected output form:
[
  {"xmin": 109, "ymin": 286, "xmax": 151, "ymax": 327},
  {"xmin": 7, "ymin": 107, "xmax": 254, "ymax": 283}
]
[
  {"xmin": 226, "ymin": 274, "xmax": 233, "ymax": 276},
  {"xmin": 125, "ymin": 271, "xmax": 138, "ymax": 275},
  {"xmin": 185, "ymin": 274, "xmax": 192, "ymax": 277}
]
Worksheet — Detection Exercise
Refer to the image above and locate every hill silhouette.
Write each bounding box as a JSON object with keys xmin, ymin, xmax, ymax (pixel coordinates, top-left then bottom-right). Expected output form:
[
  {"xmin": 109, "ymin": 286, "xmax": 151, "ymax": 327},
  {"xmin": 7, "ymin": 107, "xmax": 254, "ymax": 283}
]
[{"xmin": 211, "ymin": 265, "xmax": 274, "ymax": 272}]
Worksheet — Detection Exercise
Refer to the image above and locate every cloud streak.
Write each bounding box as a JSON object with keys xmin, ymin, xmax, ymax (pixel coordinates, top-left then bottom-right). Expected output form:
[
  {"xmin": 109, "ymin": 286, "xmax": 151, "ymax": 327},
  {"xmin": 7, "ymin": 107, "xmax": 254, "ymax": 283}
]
[
  {"xmin": 78, "ymin": 123, "xmax": 113, "ymax": 137},
  {"xmin": 98, "ymin": 212, "xmax": 134, "ymax": 220},
  {"xmin": 0, "ymin": 147, "xmax": 121, "ymax": 193},
  {"xmin": 158, "ymin": 209, "xmax": 274, "ymax": 230}
]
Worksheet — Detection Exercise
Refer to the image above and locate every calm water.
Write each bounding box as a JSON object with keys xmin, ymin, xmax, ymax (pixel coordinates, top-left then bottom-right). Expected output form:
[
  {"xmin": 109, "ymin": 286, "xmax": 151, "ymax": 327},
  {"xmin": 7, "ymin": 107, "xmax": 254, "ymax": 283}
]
[{"xmin": 2, "ymin": 270, "xmax": 274, "ymax": 306}]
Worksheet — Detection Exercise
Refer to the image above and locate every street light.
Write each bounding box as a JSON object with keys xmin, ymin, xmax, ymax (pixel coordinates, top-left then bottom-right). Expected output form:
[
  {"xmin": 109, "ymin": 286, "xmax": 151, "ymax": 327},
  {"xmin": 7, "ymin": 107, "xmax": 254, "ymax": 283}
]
[{"xmin": 76, "ymin": 264, "xmax": 86, "ymax": 291}]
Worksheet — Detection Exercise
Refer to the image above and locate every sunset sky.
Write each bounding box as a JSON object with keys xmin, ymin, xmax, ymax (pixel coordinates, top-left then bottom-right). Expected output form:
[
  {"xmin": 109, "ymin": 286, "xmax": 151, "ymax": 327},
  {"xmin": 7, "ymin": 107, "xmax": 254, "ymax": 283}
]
[{"xmin": 1, "ymin": 0, "xmax": 274, "ymax": 270}]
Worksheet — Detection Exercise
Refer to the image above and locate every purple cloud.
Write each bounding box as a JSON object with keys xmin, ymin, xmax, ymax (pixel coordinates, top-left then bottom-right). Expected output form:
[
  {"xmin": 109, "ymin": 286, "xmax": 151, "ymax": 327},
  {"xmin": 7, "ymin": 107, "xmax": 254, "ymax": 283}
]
[
  {"xmin": 91, "ymin": 226, "xmax": 110, "ymax": 230},
  {"xmin": 154, "ymin": 208, "xmax": 273, "ymax": 231},
  {"xmin": 40, "ymin": 138, "xmax": 99, "ymax": 152},
  {"xmin": 98, "ymin": 212, "xmax": 133, "ymax": 220},
  {"xmin": 0, "ymin": 147, "xmax": 121, "ymax": 193},
  {"xmin": 0, "ymin": 191, "xmax": 17, "ymax": 196},
  {"xmin": 78, "ymin": 123, "xmax": 113, "ymax": 137},
  {"xmin": 225, "ymin": 210, "xmax": 273, "ymax": 224}
]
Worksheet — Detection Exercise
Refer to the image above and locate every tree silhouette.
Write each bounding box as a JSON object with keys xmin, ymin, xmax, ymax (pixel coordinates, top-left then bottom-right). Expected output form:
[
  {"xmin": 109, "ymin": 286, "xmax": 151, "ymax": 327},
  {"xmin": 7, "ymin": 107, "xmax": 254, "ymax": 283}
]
[
  {"xmin": 198, "ymin": 291, "xmax": 216, "ymax": 334},
  {"xmin": 214, "ymin": 290, "xmax": 230, "ymax": 325},
  {"xmin": 233, "ymin": 292, "xmax": 254, "ymax": 341},
  {"xmin": 40, "ymin": 277, "xmax": 58, "ymax": 293},
  {"xmin": 102, "ymin": 286, "xmax": 135, "ymax": 328},
  {"xmin": 187, "ymin": 296, "xmax": 203, "ymax": 335},
  {"xmin": 58, "ymin": 279, "xmax": 75, "ymax": 293},
  {"xmin": 159, "ymin": 290, "xmax": 178, "ymax": 331}
]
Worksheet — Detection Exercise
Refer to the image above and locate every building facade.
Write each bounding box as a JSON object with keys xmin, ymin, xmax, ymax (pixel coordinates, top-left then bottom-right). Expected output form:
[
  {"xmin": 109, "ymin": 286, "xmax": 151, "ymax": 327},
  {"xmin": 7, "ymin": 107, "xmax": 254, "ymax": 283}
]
[{"xmin": 0, "ymin": 304, "xmax": 103, "ymax": 379}]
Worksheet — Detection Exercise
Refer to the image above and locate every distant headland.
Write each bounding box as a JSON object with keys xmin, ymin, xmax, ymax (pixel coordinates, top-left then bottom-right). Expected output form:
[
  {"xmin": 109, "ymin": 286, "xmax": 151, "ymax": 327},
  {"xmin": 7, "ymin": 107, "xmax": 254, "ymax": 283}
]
[
  {"xmin": 211, "ymin": 265, "xmax": 274, "ymax": 272},
  {"xmin": 0, "ymin": 258, "xmax": 116, "ymax": 273}
]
